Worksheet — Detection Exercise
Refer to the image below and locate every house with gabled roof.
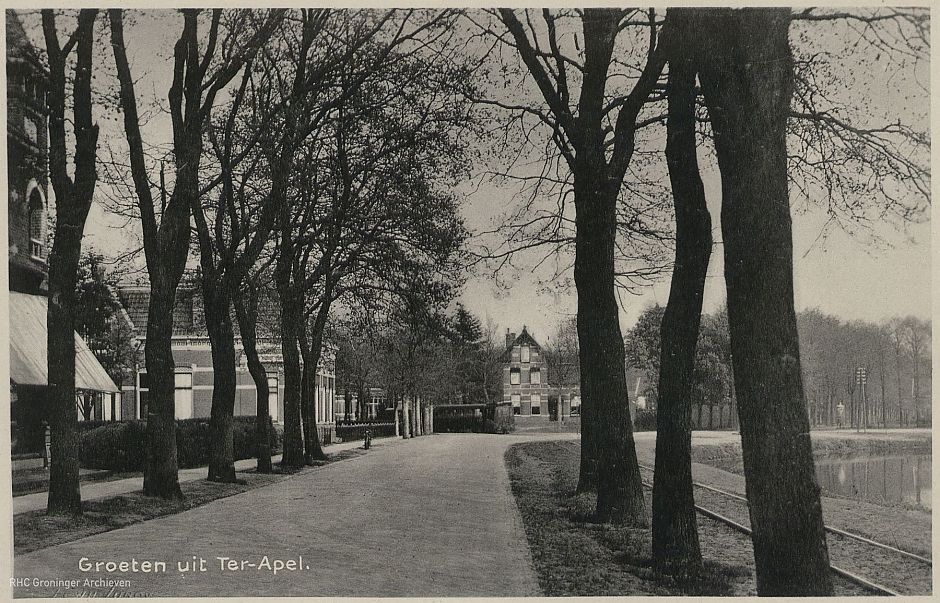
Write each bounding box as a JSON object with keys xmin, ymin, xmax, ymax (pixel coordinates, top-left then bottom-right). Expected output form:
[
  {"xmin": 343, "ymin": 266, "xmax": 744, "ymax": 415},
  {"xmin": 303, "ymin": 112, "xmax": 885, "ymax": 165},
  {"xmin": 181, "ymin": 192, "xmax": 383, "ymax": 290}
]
[
  {"xmin": 502, "ymin": 326, "xmax": 580, "ymax": 418},
  {"xmin": 115, "ymin": 285, "xmax": 338, "ymax": 440}
]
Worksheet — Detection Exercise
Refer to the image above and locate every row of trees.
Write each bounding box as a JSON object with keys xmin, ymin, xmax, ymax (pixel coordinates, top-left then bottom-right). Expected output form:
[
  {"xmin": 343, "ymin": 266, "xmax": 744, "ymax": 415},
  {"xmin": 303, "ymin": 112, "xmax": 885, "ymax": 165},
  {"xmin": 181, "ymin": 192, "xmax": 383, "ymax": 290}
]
[
  {"xmin": 626, "ymin": 305, "xmax": 733, "ymax": 428},
  {"xmin": 42, "ymin": 9, "xmax": 474, "ymax": 510},
  {"xmin": 478, "ymin": 6, "xmax": 927, "ymax": 596},
  {"xmin": 800, "ymin": 312, "xmax": 931, "ymax": 428},
  {"xmin": 627, "ymin": 304, "xmax": 932, "ymax": 429},
  {"xmin": 334, "ymin": 303, "xmax": 505, "ymax": 415}
]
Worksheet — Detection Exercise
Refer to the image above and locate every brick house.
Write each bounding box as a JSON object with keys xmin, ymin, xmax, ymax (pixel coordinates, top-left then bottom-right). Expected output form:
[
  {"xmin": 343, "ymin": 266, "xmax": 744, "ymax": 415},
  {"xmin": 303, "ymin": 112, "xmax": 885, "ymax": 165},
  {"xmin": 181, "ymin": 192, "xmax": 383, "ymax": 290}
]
[
  {"xmin": 502, "ymin": 326, "xmax": 580, "ymax": 418},
  {"xmin": 115, "ymin": 286, "xmax": 338, "ymax": 439},
  {"xmin": 7, "ymin": 12, "xmax": 49, "ymax": 293}
]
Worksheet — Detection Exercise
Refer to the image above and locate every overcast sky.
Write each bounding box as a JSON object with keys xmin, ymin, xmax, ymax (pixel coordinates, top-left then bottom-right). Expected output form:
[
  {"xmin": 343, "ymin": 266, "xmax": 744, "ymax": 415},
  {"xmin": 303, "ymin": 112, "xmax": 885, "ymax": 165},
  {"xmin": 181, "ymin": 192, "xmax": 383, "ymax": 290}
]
[{"xmin": 14, "ymin": 9, "xmax": 931, "ymax": 343}]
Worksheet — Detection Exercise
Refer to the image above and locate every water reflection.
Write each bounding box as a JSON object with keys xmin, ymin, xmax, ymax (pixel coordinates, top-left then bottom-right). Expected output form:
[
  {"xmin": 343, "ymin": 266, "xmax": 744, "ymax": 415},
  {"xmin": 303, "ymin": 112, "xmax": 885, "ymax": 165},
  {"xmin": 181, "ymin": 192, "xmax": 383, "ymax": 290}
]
[{"xmin": 815, "ymin": 454, "xmax": 931, "ymax": 510}]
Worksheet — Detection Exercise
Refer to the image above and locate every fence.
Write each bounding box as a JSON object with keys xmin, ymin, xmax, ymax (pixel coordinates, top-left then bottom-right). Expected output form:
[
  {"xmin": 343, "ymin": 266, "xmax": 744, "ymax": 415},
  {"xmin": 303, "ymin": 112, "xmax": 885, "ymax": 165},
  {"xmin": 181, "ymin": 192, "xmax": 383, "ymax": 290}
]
[{"xmin": 335, "ymin": 421, "xmax": 396, "ymax": 442}]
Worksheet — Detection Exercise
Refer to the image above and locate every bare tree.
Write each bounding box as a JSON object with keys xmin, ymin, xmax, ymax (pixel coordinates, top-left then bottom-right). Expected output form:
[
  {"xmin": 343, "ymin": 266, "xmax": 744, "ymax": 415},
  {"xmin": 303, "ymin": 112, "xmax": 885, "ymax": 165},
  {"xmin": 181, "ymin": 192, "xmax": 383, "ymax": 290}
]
[
  {"xmin": 902, "ymin": 317, "xmax": 930, "ymax": 424},
  {"xmin": 488, "ymin": 8, "xmax": 671, "ymax": 524},
  {"xmin": 650, "ymin": 8, "xmax": 710, "ymax": 573},
  {"xmin": 187, "ymin": 10, "xmax": 286, "ymax": 482},
  {"xmin": 42, "ymin": 8, "xmax": 100, "ymax": 515},
  {"xmin": 109, "ymin": 8, "xmax": 276, "ymax": 498},
  {"xmin": 695, "ymin": 8, "xmax": 831, "ymax": 595},
  {"xmin": 232, "ymin": 266, "xmax": 276, "ymax": 473},
  {"xmin": 542, "ymin": 316, "xmax": 579, "ymax": 418}
]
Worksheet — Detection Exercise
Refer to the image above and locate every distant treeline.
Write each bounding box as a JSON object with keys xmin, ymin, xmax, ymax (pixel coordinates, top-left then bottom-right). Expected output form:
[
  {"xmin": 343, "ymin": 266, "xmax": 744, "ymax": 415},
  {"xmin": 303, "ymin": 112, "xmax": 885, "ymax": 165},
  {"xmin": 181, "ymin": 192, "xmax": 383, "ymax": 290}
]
[{"xmin": 626, "ymin": 305, "xmax": 931, "ymax": 428}]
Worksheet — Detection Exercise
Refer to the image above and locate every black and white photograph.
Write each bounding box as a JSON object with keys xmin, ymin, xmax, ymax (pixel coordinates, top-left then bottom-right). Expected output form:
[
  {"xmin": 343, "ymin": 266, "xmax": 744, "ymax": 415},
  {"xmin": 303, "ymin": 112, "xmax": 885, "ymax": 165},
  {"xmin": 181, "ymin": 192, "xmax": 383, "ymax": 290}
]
[{"xmin": 3, "ymin": 6, "xmax": 932, "ymax": 598}]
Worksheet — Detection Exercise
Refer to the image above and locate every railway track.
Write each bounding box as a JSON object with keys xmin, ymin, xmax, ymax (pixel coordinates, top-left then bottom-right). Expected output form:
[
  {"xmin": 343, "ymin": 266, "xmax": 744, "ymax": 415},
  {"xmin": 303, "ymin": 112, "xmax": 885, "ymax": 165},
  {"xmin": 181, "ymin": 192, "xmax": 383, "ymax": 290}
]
[{"xmin": 549, "ymin": 441, "xmax": 931, "ymax": 596}]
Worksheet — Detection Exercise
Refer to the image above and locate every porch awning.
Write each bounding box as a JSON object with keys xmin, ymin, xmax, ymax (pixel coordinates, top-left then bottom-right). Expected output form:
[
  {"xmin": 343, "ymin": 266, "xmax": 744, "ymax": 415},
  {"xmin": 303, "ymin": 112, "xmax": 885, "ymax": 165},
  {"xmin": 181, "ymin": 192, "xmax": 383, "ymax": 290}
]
[{"xmin": 9, "ymin": 292, "xmax": 119, "ymax": 393}]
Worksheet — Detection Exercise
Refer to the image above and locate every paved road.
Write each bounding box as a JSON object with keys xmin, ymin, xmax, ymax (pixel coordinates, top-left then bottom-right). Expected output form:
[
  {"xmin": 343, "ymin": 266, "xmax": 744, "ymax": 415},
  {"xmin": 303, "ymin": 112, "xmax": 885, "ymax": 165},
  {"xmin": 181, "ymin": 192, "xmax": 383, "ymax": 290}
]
[{"xmin": 13, "ymin": 434, "xmax": 561, "ymax": 598}]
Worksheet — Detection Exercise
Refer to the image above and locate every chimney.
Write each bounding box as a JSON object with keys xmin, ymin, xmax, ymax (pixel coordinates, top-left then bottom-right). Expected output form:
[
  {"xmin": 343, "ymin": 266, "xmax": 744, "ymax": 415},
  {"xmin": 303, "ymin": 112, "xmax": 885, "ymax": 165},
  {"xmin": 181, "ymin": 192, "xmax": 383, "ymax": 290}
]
[{"xmin": 506, "ymin": 329, "xmax": 516, "ymax": 348}]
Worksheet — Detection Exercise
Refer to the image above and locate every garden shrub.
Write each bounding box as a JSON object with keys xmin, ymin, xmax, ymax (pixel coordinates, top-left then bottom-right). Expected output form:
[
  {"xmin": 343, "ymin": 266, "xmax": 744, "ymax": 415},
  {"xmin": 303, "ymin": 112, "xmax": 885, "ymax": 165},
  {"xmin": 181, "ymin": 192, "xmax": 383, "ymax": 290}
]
[
  {"xmin": 484, "ymin": 415, "xmax": 515, "ymax": 434},
  {"xmin": 80, "ymin": 416, "xmax": 280, "ymax": 471},
  {"xmin": 79, "ymin": 420, "xmax": 148, "ymax": 471}
]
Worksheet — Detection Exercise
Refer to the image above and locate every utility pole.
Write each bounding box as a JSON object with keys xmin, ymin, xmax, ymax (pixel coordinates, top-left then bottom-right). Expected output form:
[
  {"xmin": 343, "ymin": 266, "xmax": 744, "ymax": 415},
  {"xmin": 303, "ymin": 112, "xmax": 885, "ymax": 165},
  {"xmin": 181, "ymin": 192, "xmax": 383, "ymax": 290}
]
[{"xmin": 855, "ymin": 367, "xmax": 868, "ymax": 433}]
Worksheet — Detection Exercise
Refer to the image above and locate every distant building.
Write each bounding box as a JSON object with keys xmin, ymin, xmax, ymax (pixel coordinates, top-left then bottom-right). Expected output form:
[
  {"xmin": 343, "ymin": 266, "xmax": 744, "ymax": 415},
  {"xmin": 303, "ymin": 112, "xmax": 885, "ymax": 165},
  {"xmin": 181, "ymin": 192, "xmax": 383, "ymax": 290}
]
[
  {"xmin": 501, "ymin": 326, "xmax": 580, "ymax": 418},
  {"xmin": 335, "ymin": 387, "xmax": 389, "ymax": 422},
  {"xmin": 7, "ymin": 12, "xmax": 118, "ymax": 465},
  {"xmin": 115, "ymin": 286, "xmax": 338, "ymax": 439}
]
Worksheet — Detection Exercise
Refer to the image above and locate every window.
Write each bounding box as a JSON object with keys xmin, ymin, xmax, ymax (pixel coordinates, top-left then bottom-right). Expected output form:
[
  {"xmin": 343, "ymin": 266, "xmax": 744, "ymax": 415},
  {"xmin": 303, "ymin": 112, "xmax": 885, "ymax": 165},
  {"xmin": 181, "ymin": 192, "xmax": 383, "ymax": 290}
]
[
  {"xmin": 27, "ymin": 188, "xmax": 44, "ymax": 259},
  {"xmin": 531, "ymin": 393, "xmax": 541, "ymax": 415},
  {"xmin": 511, "ymin": 393, "xmax": 520, "ymax": 407},
  {"xmin": 530, "ymin": 368, "xmax": 541, "ymax": 384},
  {"xmin": 510, "ymin": 368, "xmax": 520, "ymax": 385},
  {"xmin": 267, "ymin": 376, "xmax": 279, "ymax": 421},
  {"xmin": 521, "ymin": 345, "xmax": 530, "ymax": 363},
  {"xmin": 174, "ymin": 372, "xmax": 193, "ymax": 419}
]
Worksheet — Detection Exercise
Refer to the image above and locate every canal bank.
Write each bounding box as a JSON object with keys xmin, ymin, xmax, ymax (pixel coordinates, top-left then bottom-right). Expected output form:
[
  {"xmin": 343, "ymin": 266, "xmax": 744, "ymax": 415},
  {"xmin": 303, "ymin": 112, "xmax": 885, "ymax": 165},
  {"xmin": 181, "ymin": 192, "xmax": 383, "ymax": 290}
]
[
  {"xmin": 632, "ymin": 429, "xmax": 931, "ymax": 559},
  {"xmin": 686, "ymin": 428, "xmax": 932, "ymax": 510}
]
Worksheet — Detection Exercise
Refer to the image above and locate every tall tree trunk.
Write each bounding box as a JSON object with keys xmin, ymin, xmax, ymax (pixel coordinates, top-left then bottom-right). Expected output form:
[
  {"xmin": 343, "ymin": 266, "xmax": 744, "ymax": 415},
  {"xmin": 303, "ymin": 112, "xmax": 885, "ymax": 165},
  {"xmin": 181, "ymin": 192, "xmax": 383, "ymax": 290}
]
[
  {"xmin": 204, "ymin": 288, "xmax": 237, "ymax": 482},
  {"xmin": 573, "ymin": 173, "xmax": 645, "ymax": 524},
  {"xmin": 576, "ymin": 396, "xmax": 597, "ymax": 492},
  {"xmin": 143, "ymin": 287, "xmax": 183, "ymax": 499},
  {"xmin": 895, "ymin": 343, "xmax": 903, "ymax": 426},
  {"xmin": 402, "ymin": 396, "xmax": 412, "ymax": 438},
  {"xmin": 880, "ymin": 351, "xmax": 887, "ymax": 429},
  {"xmin": 299, "ymin": 339, "xmax": 316, "ymax": 462},
  {"xmin": 697, "ymin": 8, "xmax": 832, "ymax": 595},
  {"xmin": 415, "ymin": 398, "xmax": 423, "ymax": 436},
  {"xmin": 234, "ymin": 287, "xmax": 272, "ymax": 473},
  {"xmin": 42, "ymin": 8, "xmax": 100, "ymax": 515},
  {"xmin": 299, "ymin": 329, "xmax": 327, "ymax": 463},
  {"xmin": 278, "ymin": 288, "xmax": 305, "ymax": 468},
  {"xmin": 394, "ymin": 398, "xmax": 400, "ymax": 436},
  {"xmin": 652, "ymin": 47, "xmax": 711, "ymax": 573},
  {"xmin": 358, "ymin": 384, "xmax": 368, "ymax": 420},
  {"xmin": 299, "ymin": 296, "xmax": 332, "ymax": 463}
]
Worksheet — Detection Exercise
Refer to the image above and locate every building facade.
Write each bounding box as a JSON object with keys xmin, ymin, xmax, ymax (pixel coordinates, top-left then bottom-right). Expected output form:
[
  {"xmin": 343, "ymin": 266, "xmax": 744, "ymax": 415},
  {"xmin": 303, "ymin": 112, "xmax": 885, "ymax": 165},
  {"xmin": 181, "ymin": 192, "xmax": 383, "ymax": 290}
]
[
  {"xmin": 502, "ymin": 326, "xmax": 580, "ymax": 418},
  {"xmin": 7, "ymin": 12, "xmax": 49, "ymax": 295},
  {"xmin": 116, "ymin": 287, "xmax": 337, "ymax": 437}
]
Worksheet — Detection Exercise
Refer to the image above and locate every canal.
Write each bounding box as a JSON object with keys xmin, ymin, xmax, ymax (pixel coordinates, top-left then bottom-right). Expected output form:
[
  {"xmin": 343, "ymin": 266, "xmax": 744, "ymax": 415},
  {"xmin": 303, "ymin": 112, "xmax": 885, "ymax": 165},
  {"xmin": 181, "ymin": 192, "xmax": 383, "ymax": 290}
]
[{"xmin": 815, "ymin": 453, "xmax": 931, "ymax": 510}]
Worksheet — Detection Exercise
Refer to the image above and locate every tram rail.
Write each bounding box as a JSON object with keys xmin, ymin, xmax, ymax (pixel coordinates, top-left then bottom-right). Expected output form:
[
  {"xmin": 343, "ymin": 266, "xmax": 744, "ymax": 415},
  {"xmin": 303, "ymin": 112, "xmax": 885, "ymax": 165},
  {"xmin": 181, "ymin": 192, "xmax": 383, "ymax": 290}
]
[{"xmin": 547, "ymin": 440, "xmax": 930, "ymax": 596}]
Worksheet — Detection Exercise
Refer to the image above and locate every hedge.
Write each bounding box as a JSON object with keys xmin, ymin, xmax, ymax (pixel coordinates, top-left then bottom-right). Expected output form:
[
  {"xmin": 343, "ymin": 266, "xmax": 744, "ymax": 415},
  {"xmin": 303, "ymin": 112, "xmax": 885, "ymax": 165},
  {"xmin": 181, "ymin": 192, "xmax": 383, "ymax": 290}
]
[
  {"xmin": 483, "ymin": 415, "xmax": 515, "ymax": 434},
  {"xmin": 434, "ymin": 414, "xmax": 485, "ymax": 433},
  {"xmin": 79, "ymin": 416, "xmax": 280, "ymax": 471}
]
